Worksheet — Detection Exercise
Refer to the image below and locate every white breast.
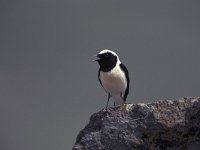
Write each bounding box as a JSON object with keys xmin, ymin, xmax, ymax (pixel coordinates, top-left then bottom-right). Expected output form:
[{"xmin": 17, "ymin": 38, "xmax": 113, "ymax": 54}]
[{"xmin": 100, "ymin": 65, "xmax": 127, "ymax": 96}]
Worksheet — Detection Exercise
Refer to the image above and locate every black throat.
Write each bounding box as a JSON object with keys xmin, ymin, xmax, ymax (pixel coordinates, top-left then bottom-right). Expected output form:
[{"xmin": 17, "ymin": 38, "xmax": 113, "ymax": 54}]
[{"xmin": 98, "ymin": 55, "xmax": 118, "ymax": 72}]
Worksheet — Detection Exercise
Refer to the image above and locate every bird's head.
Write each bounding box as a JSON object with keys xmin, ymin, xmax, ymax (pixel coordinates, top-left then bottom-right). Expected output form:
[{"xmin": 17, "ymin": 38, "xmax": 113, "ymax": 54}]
[{"xmin": 94, "ymin": 49, "xmax": 120, "ymax": 72}]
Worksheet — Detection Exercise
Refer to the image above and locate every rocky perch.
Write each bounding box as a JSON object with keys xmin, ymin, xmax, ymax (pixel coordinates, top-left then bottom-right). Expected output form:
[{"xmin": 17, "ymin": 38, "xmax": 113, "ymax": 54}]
[{"xmin": 73, "ymin": 97, "xmax": 200, "ymax": 150}]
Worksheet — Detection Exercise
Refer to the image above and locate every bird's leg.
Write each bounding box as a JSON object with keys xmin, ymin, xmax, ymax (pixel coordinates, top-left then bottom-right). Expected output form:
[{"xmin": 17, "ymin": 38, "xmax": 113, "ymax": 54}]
[{"xmin": 106, "ymin": 94, "xmax": 111, "ymax": 110}]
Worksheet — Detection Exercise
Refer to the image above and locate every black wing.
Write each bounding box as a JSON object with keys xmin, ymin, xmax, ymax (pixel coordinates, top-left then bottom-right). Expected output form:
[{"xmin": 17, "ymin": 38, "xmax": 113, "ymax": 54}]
[
  {"xmin": 98, "ymin": 69, "xmax": 103, "ymax": 87},
  {"xmin": 120, "ymin": 63, "xmax": 130, "ymax": 101}
]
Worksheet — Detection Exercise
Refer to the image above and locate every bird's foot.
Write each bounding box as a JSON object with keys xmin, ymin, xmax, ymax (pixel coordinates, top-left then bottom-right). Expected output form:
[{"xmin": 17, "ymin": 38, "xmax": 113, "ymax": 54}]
[
  {"xmin": 102, "ymin": 107, "xmax": 111, "ymax": 113},
  {"xmin": 101, "ymin": 107, "xmax": 112, "ymax": 116}
]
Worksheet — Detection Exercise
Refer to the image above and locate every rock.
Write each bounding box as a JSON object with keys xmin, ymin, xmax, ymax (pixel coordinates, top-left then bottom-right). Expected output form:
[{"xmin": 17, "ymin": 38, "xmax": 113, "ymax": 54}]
[{"xmin": 73, "ymin": 97, "xmax": 200, "ymax": 150}]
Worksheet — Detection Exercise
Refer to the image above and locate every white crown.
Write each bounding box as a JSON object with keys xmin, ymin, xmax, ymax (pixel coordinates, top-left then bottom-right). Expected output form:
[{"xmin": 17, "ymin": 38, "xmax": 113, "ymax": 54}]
[
  {"xmin": 98, "ymin": 49, "xmax": 118, "ymax": 56},
  {"xmin": 98, "ymin": 49, "xmax": 121, "ymax": 65}
]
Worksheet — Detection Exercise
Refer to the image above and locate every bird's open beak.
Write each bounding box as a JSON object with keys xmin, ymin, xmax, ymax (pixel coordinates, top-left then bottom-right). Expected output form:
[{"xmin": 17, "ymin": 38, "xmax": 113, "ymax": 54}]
[{"xmin": 93, "ymin": 54, "xmax": 100, "ymax": 62}]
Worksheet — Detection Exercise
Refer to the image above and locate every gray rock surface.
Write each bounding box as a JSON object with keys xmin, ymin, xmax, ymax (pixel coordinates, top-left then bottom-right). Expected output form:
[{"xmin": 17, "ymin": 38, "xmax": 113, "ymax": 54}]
[{"xmin": 73, "ymin": 97, "xmax": 200, "ymax": 150}]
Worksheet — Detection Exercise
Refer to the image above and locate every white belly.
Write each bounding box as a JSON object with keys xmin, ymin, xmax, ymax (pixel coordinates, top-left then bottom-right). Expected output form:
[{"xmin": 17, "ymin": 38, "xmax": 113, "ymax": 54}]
[{"xmin": 100, "ymin": 66, "xmax": 127, "ymax": 96}]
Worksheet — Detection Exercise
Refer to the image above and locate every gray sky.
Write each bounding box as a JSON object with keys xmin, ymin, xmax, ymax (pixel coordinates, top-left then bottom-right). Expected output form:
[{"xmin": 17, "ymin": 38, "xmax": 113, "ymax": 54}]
[{"xmin": 0, "ymin": 1, "xmax": 200, "ymax": 150}]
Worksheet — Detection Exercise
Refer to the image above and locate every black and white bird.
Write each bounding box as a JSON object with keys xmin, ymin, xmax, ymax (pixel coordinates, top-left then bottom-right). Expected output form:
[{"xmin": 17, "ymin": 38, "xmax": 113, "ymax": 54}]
[{"xmin": 94, "ymin": 49, "xmax": 129, "ymax": 109}]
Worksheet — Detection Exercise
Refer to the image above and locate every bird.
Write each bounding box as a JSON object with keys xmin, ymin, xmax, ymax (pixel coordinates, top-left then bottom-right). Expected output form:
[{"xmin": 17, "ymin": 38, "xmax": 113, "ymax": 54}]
[{"xmin": 94, "ymin": 49, "xmax": 129, "ymax": 109}]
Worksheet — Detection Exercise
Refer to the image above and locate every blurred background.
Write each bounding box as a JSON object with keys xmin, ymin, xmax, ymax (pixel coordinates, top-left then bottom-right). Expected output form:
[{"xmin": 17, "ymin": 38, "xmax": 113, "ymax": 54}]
[{"xmin": 0, "ymin": 1, "xmax": 200, "ymax": 150}]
